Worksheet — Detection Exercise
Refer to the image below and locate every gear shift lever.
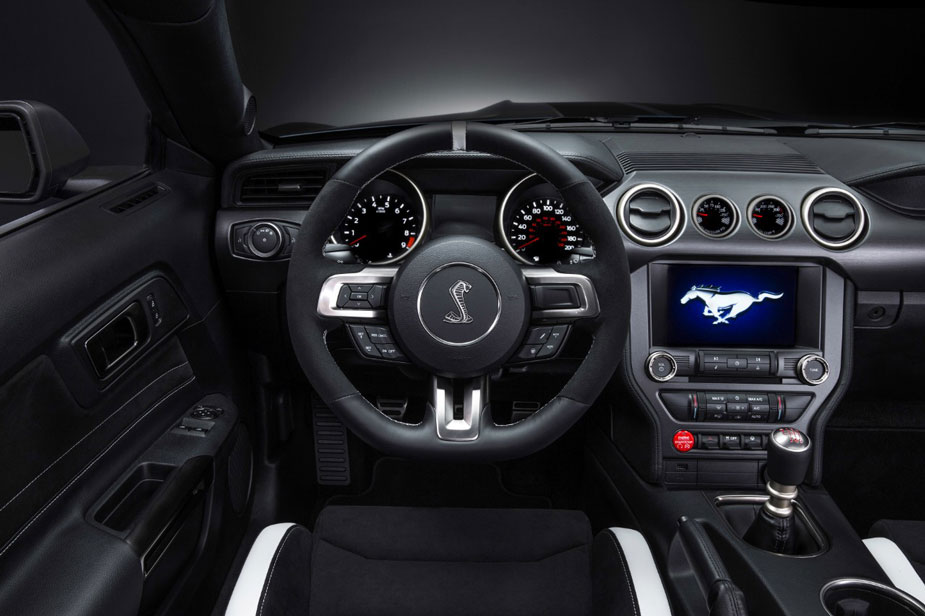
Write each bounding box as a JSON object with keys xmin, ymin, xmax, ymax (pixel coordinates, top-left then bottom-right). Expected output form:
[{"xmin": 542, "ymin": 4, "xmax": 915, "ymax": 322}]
[{"xmin": 744, "ymin": 427, "xmax": 812, "ymax": 554}]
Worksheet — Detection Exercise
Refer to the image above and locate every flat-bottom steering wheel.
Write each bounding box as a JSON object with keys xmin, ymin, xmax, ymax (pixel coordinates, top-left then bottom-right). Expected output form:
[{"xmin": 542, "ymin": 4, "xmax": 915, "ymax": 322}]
[{"xmin": 286, "ymin": 122, "xmax": 630, "ymax": 461}]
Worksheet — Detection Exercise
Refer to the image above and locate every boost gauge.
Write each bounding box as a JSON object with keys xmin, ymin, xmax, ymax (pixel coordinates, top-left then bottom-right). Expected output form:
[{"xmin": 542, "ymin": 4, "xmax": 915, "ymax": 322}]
[
  {"xmin": 692, "ymin": 195, "xmax": 738, "ymax": 238},
  {"xmin": 748, "ymin": 196, "xmax": 793, "ymax": 239}
]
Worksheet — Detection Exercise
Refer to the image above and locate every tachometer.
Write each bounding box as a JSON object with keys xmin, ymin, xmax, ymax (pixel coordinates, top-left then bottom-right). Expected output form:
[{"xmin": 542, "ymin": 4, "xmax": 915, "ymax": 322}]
[
  {"xmin": 748, "ymin": 196, "xmax": 793, "ymax": 239},
  {"xmin": 692, "ymin": 195, "xmax": 738, "ymax": 238},
  {"xmin": 332, "ymin": 170, "xmax": 427, "ymax": 264}
]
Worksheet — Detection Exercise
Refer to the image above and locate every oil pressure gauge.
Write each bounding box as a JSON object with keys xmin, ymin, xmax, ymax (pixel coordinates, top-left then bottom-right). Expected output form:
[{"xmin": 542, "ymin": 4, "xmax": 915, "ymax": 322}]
[{"xmin": 692, "ymin": 195, "xmax": 738, "ymax": 238}]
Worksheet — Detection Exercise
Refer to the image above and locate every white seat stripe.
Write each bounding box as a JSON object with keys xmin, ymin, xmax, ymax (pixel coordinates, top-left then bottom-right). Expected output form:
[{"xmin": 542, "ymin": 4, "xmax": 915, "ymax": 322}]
[
  {"xmin": 609, "ymin": 527, "xmax": 673, "ymax": 616},
  {"xmin": 226, "ymin": 523, "xmax": 296, "ymax": 616},
  {"xmin": 864, "ymin": 537, "xmax": 925, "ymax": 604}
]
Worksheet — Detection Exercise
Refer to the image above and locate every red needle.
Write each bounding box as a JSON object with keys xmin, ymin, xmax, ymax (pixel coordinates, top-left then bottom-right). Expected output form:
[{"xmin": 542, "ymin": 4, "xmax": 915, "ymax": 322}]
[
  {"xmin": 753, "ymin": 214, "xmax": 763, "ymax": 218},
  {"xmin": 698, "ymin": 213, "xmax": 708, "ymax": 217},
  {"xmin": 518, "ymin": 237, "xmax": 540, "ymax": 250},
  {"xmin": 349, "ymin": 234, "xmax": 367, "ymax": 246}
]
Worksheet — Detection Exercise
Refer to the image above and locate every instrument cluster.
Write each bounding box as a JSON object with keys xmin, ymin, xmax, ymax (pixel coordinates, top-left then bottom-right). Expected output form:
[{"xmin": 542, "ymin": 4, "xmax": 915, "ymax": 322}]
[{"xmin": 329, "ymin": 172, "xmax": 595, "ymax": 266}]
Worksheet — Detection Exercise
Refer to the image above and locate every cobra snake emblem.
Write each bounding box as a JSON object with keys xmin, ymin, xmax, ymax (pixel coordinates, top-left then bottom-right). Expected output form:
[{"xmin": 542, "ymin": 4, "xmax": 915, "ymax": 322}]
[{"xmin": 443, "ymin": 280, "xmax": 474, "ymax": 324}]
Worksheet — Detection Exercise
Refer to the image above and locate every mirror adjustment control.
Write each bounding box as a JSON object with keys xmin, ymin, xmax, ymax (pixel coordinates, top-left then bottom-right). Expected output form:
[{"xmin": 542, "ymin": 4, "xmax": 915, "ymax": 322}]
[
  {"xmin": 647, "ymin": 351, "xmax": 677, "ymax": 382},
  {"xmin": 797, "ymin": 354, "xmax": 829, "ymax": 385}
]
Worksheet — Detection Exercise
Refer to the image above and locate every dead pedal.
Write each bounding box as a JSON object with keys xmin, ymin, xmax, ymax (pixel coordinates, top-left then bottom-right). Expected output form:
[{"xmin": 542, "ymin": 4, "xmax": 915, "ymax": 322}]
[{"xmin": 311, "ymin": 397, "xmax": 351, "ymax": 486}]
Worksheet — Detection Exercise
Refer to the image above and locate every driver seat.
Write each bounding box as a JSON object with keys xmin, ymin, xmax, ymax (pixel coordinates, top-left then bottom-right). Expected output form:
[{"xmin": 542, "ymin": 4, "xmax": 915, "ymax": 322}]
[{"xmin": 225, "ymin": 506, "xmax": 671, "ymax": 616}]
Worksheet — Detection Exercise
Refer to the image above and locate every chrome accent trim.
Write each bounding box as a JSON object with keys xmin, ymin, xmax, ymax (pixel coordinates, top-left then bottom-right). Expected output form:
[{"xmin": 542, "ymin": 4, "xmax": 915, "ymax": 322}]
[
  {"xmin": 745, "ymin": 195, "xmax": 794, "ymax": 241},
  {"xmin": 432, "ymin": 375, "xmax": 486, "ymax": 441},
  {"xmin": 317, "ymin": 267, "xmax": 398, "ymax": 320},
  {"xmin": 801, "ymin": 187, "xmax": 867, "ymax": 250},
  {"xmin": 714, "ymin": 494, "xmax": 829, "ymax": 557},
  {"xmin": 247, "ymin": 222, "xmax": 284, "ymax": 258},
  {"xmin": 646, "ymin": 351, "xmax": 678, "ymax": 382},
  {"xmin": 416, "ymin": 262, "xmax": 501, "ymax": 347},
  {"xmin": 764, "ymin": 480, "xmax": 799, "ymax": 517},
  {"xmin": 797, "ymin": 354, "xmax": 830, "ymax": 385},
  {"xmin": 522, "ymin": 268, "xmax": 600, "ymax": 319},
  {"xmin": 691, "ymin": 194, "xmax": 740, "ymax": 239},
  {"xmin": 820, "ymin": 578, "xmax": 925, "ymax": 616},
  {"xmin": 616, "ymin": 182, "xmax": 685, "ymax": 246}
]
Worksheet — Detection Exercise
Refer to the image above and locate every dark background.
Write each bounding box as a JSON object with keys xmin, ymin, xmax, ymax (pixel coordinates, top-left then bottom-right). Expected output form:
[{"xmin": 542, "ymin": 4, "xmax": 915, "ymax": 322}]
[{"xmin": 2, "ymin": 0, "xmax": 924, "ymax": 163}]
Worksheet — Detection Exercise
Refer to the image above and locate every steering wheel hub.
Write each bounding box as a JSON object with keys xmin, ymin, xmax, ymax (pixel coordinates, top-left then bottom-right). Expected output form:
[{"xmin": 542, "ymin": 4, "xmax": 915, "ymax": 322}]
[{"xmin": 389, "ymin": 236, "xmax": 529, "ymax": 377}]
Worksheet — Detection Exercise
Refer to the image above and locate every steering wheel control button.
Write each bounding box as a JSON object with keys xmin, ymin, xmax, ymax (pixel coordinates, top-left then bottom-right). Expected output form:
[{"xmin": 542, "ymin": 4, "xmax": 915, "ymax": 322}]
[
  {"xmin": 537, "ymin": 325, "xmax": 570, "ymax": 358},
  {"xmin": 530, "ymin": 284, "xmax": 581, "ymax": 310},
  {"xmin": 417, "ymin": 264, "xmax": 501, "ymax": 346},
  {"xmin": 377, "ymin": 344, "xmax": 406, "ymax": 361},
  {"xmin": 797, "ymin": 354, "xmax": 829, "ymax": 385},
  {"xmin": 366, "ymin": 326, "xmax": 393, "ymax": 344},
  {"xmin": 366, "ymin": 285, "xmax": 387, "ymax": 308},
  {"xmin": 525, "ymin": 326, "xmax": 552, "ymax": 345},
  {"xmin": 646, "ymin": 351, "xmax": 677, "ymax": 382},
  {"xmin": 673, "ymin": 430, "xmax": 696, "ymax": 453},
  {"xmin": 516, "ymin": 345, "xmax": 542, "ymax": 360}
]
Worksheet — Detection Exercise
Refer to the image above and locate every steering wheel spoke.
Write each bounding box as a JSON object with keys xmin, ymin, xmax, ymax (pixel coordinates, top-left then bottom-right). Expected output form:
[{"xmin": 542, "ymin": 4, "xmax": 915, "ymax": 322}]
[
  {"xmin": 522, "ymin": 267, "xmax": 600, "ymax": 321},
  {"xmin": 317, "ymin": 266, "xmax": 398, "ymax": 321},
  {"xmin": 431, "ymin": 374, "xmax": 489, "ymax": 442}
]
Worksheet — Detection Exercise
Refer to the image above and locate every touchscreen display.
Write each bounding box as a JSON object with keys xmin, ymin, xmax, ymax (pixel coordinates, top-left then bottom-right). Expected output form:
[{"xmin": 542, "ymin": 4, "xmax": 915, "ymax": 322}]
[{"xmin": 655, "ymin": 265, "xmax": 799, "ymax": 347}]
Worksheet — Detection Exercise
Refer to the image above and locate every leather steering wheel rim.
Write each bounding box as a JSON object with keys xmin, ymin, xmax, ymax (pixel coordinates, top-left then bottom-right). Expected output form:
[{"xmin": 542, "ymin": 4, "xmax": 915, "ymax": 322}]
[{"xmin": 286, "ymin": 122, "xmax": 630, "ymax": 461}]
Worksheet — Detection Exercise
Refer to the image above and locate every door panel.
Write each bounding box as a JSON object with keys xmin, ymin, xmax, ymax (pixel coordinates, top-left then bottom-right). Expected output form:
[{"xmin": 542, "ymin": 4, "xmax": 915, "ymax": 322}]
[{"xmin": 0, "ymin": 166, "xmax": 250, "ymax": 614}]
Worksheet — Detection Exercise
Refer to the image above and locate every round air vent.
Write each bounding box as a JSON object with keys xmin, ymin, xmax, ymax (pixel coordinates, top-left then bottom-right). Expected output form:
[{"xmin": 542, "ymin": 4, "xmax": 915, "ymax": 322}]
[
  {"xmin": 801, "ymin": 188, "xmax": 867, "ymax": 249},
  {"xmin": 616, "ymin": 183, "xmax": 684, "ymax": 246}
]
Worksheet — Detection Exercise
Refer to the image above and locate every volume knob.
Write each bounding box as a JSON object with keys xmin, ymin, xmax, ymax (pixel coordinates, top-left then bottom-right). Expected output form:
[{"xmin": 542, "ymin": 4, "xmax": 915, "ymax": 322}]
[{"xmin": 646, "ymin": 351, "xmax": 677, "ymax": 382}]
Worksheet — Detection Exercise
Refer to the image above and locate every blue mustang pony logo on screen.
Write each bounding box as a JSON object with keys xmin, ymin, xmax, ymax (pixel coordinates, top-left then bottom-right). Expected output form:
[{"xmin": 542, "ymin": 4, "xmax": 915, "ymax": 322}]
[{"xmin": 680, "ymin": 285, "xmax": 784, "ymax": 325}]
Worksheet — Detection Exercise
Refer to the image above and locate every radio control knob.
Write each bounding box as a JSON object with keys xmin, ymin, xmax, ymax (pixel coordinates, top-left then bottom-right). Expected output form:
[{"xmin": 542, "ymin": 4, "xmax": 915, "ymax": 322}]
[
  {"xmin": 248, "ymin": 222, "xmax": 284, "ymax": 258},
  {"xmin": 796, "ymin": 354, "xmax": 829, "ymax": 385},
  {"xmin": 646, "ymin": 351, "xmax": 677, "ymax": 382}
]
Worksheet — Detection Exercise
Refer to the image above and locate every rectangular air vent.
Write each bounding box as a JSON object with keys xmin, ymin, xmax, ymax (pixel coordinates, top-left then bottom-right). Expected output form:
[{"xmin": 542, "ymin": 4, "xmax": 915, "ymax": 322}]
[
  {"xmin": 237, "ymin": 166, "xmax": 328, "ymax": 206},
  {"xmin": 107, "ymin": 184, "xmax": 166, "ymax": 214},
  {"xmin": 615, "ymin": 152, "xmax": 822, "ymax": 174}
]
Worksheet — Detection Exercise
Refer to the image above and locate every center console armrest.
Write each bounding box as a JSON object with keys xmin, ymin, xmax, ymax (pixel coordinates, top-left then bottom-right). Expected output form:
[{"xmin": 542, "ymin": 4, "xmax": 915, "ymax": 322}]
[{"xmin": 676, "ymin": 516, "xmax": 749, "ymax": 616}]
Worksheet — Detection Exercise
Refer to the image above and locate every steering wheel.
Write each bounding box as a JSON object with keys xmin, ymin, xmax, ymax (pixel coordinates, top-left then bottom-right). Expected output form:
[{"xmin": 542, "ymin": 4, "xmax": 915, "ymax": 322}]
[{"xmin": 286, "ymin": 122, "xmax": 630, "ymax": 461}]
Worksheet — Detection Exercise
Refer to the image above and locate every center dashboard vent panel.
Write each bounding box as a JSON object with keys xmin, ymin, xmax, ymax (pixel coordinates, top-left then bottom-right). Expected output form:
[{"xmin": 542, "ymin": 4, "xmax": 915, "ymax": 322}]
[
  {"xmin": 236, "ymin": 166, "xmax": 329, "ymax": 206},
  {"xmin": 801, "ymin": 188, "xmax": 867, "ymax": 249},
  {"xmin": 615, "ymin": 152, "xmax": 822, "ymax": 174},
  {"xmin": 616, "ymin": 183, "xmax": 684, "ymax": 246}
]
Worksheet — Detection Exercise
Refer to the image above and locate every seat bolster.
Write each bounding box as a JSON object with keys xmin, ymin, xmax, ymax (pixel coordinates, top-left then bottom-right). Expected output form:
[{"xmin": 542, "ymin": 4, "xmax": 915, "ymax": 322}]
[
  {"xmin": 593, "ymin": 527, "xmax": 672, "ymax": 616},
  {"xmin": 863, "ymin": 537, "xmax": 925, "ymax": 604},
  {"xmin": 226, "ymin": 523, "xmax": 299, "ymax": 616}
]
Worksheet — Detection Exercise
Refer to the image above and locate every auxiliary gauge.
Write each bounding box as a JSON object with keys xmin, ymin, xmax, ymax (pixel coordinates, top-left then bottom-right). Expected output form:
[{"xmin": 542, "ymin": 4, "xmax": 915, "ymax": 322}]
[
  {"xmin": 748, "ymin": 196, "xmax": 793, "ymax": 239},
  {"xmin": 692, "ymin": 195, "xmax": 738, "ymax": 238}
]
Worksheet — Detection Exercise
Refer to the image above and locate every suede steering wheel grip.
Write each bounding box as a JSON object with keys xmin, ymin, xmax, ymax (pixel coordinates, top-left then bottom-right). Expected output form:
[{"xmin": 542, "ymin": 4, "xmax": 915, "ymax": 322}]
[{"xmin": 286, "ymin": 121, "xmax": 631, "ymax": 461}]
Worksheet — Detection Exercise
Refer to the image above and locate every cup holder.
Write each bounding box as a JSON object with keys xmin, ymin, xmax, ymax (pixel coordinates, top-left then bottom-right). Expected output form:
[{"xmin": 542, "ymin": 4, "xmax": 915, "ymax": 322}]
[{"xmin": 822, "ymin": 579, "xmax": 925, "ymax": 616}]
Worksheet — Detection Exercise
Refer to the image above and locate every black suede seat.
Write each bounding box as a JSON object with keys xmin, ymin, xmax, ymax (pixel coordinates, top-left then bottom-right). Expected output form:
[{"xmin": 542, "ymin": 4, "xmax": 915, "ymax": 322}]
[
  {"xmin": 864, "ymin": 519, "xmax": 925, "ymax": 604},
  {"xmin": 224, "ymin": 506, "xmax": 672, "ymax": 616}
]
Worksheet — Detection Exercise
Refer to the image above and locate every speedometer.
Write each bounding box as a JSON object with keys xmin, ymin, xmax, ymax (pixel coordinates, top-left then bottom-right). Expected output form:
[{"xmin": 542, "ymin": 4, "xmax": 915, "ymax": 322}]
[
  {"xmin": 499, "ymin": 174, "xmax": 592, "ymax": 265},
  {"xmin": 506, "ymin": 198, "xmax": 585, "ymax": 263},
  {"xmin": 332, "ymin": 170, "xmax": 427, "ymax": 264}
]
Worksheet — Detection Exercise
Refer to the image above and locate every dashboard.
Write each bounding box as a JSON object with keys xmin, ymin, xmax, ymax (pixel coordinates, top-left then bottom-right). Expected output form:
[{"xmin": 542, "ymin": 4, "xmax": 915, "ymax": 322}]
[{"xmin": 215, "ymin": 129, "xmax": 925, "ymax": 487}]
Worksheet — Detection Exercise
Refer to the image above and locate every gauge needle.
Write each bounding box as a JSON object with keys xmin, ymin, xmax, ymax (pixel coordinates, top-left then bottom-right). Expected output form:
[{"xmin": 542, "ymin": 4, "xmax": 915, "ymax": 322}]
[
  {"xmin": 349, "ymin": 235, "xmax": 367, "ymax": 246},
  {"xmin": 518, "ymin": 237, "xmax": 540, "ymax": 250},
  {"xmin": 697, "ymin": 213, "xmax": 708, "ymax": 217}
]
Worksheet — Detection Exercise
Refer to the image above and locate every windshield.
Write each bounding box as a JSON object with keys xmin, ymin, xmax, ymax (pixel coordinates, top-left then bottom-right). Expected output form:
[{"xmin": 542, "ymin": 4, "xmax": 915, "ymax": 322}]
[{"xmin": 226, "ymin": 0, "xmax": 925, "ymax": 131}]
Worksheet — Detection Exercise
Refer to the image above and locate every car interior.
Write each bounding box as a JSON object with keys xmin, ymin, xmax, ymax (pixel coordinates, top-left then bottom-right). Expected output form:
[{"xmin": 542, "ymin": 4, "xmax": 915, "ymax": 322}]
[{"xmin": 2, "ymin": 1, "xmax": 925, "ymax": 615}]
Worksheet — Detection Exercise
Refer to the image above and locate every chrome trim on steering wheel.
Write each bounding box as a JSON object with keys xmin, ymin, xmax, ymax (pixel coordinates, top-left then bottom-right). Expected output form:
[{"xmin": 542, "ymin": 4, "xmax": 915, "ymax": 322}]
[
  {"xmin": 317, "ymin": 267, "xmax": 397, "ymax": 320},
  {"xmin": 522, "ymin": 268, "xmax": 600, "ymax": 319},
  {"xmin": 433, "ymin": 375, "xmax": 487, "ymax": 441}
]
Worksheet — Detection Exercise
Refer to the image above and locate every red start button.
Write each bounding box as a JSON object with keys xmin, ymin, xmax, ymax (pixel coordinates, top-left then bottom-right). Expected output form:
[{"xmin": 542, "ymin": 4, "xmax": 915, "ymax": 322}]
[{"xmin": 673, "ymin": 430, "xmax": 695, "ymax": 453}]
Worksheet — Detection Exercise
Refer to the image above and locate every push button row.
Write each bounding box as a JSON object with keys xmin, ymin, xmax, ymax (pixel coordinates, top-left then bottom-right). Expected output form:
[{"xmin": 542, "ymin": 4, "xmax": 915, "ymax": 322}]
[
  {"xmin": 348, "ymin": 325, "xmax": 407, "ymax": 362},
  {"xmin": 672, "ymin": 430, "xmax": 768, "ymax": 452},
  {"xmin": 513, "ymin": 325, "xmax": 570, "ymax": 362},
  {"xmin": 336, "ymin": 284, "xmax": 388, "ymax": 310},
  {"xmin": 693, "ymin": 391, "xmax": 782, "ymax": 422},
  {"xmin": 700, "ymin": 352, "xmax": 772, "ymax": 375}
]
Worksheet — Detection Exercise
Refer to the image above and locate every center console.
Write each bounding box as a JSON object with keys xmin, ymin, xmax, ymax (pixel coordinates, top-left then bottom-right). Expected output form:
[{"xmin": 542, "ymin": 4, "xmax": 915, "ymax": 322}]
[{"xmin": 623, "ymin": 260, "xmax": 849, "ymax": 488}]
